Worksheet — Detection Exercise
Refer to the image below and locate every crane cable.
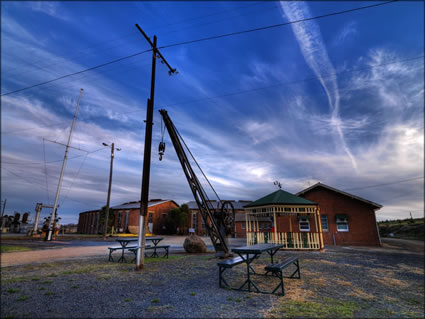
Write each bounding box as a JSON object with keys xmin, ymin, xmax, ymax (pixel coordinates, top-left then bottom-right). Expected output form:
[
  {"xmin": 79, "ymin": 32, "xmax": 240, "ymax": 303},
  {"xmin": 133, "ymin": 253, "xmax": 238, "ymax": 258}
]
[
  {"xmin": 159, "ymin": 117, "xmax": 166, "ymax": 161},
  {"xmin": 171, "ymin": 120, "xmax": 222, "ymax": 211}
]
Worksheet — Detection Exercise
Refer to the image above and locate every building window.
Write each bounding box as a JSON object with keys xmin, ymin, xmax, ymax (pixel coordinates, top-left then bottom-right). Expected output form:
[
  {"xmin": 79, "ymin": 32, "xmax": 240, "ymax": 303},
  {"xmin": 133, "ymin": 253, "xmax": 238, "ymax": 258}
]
[
  {"xmin": 298, "ymin": 217, "xmax": 310, "ymax": 232},
  {"xmin": 321, "ymin": 215, "xmax": 329, "ymax": 232},
  {"xmin": 148, "ymin": 212, "xmax": 154, "ymax": 224},
  {"xmin": 117, "ymin": 212, "xmax": 122, "ymax": 232},
  {"xmin": 124, "ymin": 211, "xmax": 130, "ymax": 232},
  {"xmin": 193, "ymin": 212, "xmax": 198, "ymax": 230},
  {"xmin": 336, "ymin": 215, "xmax": 349, "ymax": 232},
  {"xmin": 242, "ymin": 223, "xmax": 246, "ymax": 230}
]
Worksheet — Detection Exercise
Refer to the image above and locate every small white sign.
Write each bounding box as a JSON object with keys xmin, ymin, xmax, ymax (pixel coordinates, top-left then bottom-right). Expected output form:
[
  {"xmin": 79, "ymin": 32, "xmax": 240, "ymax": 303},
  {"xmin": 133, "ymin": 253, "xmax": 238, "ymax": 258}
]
[{"xmin": 189, "ymin": 228, "xmax": 195, "ymax": 233}]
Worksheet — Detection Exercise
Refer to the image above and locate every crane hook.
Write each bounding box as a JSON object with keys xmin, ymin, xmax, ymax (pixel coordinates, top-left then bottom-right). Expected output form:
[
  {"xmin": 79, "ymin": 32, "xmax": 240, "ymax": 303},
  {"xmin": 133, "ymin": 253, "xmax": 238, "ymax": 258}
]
[{"xmin": 158, "ymin": 141, "xmax": 165, "ymax": 161}]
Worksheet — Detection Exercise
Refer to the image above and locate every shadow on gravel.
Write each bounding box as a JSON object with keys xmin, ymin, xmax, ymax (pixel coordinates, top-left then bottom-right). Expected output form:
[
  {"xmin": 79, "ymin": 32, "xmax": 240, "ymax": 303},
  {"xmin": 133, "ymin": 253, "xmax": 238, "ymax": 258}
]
[{"xmin": 1, "ymin": 246, "xmax": 424, "ymax": 318}]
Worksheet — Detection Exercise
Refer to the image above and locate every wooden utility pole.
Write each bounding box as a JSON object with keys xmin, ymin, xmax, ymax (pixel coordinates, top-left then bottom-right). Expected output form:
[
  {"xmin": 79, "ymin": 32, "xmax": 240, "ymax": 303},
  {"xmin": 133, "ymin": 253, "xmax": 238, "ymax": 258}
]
[
  {"xmin": 103, "ymin": 142, "xmax": 120, "ymax": 239},
  {"xmin": 0, "ymin": 199, "xmax": 6, "ymax": 232},
  {"xmin": 135, "ymin": 24, "xmax": 176, "ymax": 270}
]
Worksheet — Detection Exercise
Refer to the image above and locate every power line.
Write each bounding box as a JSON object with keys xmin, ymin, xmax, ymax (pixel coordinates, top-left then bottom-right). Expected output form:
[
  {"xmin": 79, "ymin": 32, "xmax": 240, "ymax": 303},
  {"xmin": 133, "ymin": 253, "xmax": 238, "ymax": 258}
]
[
  {"xmin": 158, "ymin": 0, "xmax": 398, "ymax": 50},
  {"xmin": 2, "ymin": 121, "xmax": 71, "ymax": 136},
  {"xmin": 2, "ymin": 52, "xmax": 421, "ymax": 142},
  {"xmin": 1, "ymin": 49, "xmax": 151, "ymax": 97},
  {"xmin": 43, "ymin": 138, "xmax": 51, "ymax": 205},
  {"xmin": 1, "ymin": 166, "xmax": 46, "ymax": 188},
  {"xmin": 1, "ymin": 0, "xmax": 397, "ymax": 97},
  {"xmin": 5, "ymin": 2, "xmax": 266, "ymax": 79},
  {"xmin": 2, "ymin": 147, "xmax": 107, "ymax": 166},
  {"xmin": 343, "ymin": 176, "xmax": 424, "ymax": 191},
  {"xmin": 61, "ymin": 153, "xmax": 89, "ymax": 204},
  {"xmin": 164, "ymin": 56, "xmax": 424, "ymax": 108}
]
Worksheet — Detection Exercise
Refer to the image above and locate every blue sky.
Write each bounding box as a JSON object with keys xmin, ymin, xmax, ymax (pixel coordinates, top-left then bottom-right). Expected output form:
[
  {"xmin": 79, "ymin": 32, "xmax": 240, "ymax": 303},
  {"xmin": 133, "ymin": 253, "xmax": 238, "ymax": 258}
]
[{"xmin": 1, "ymin": 1, "xmax": 424, "ymax": 225}]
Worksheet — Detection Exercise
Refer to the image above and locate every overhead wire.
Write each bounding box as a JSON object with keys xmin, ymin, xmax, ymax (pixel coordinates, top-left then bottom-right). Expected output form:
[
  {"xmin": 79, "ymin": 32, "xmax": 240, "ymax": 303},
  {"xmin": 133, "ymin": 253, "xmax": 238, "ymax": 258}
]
[
  {"xmin": 5, "ymin": 2, "xmax": 267, "ymax": 78},
  {"xmin": 2, "ymin": 146, "xmax": 107, "ymax": 166},
  {"xmin": 1, "ymin": 49, "xmax": 152, "ymax": 96},
  {"xmin": 343, "ymin": 176, "xmax": 424, "ymax": 191},
  {"xmin": 61, "ymin": 153, "xmax": 90, "ymax": 205},
  {"xmin": 1, "ymin": 0, "xmax": 398, "ymax": 97},
  {"xmin": 42, "ymin": 138, "xmax": 51, "ymax": 205},
  {"xmin": 172, "ymin": 120, "xmax": 221, "ymax": 207},
  {"xmin": 158, "ymin": 0, "xmax": 398, "ymax": 50},
  {"xmin": 2, "ymin": 53, "xmax": 422, "ymax": 140}
]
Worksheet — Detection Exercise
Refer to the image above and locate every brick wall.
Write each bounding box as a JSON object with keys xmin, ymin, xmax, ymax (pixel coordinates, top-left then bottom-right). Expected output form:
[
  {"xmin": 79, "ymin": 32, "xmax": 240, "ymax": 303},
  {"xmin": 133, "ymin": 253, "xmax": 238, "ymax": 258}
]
[
  {"xmin": 113, "ymin": 201, "xmax": 179, "ymax": 234},
  {"xmin": 299, "ymin": 187, "xmax": 381, "ymax": 246},
  {"xmin": 77, "ymin": 211, "xmax": 100, "ymax": 234}
]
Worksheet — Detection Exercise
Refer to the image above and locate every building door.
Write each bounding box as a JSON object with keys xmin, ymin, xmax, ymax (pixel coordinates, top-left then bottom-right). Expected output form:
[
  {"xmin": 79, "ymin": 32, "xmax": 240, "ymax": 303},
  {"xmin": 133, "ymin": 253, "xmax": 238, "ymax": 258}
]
[
  {"xmin": 124, "ymin": 211, "xmax": 129, "ymax": 233},
  {"xmin": 193, "ymin": 212, "xmax": 198, "ymax": 234},
  {"xmin": 117, "ymin": 213, "xmax": 122, "ymax": 233},
  {"xmin": 148, "ymin": 212, "xmax": 154, "ymax": 234}
]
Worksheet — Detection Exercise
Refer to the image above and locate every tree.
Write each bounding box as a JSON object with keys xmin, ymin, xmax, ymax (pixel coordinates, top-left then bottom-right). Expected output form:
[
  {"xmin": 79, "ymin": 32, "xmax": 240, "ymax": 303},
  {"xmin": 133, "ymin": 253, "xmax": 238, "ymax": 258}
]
[
  {"xmin": 165, "ymin": 204, "xmax": 189, "ymax": 235},
  {"xmin": 99, "ymin": 206, "xmax": 115, "ymax": 235}
]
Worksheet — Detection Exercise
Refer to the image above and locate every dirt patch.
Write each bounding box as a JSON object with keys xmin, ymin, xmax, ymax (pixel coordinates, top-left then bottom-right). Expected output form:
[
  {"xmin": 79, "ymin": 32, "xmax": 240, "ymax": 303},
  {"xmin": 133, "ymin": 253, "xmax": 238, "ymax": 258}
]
[
  {"xmin": 1, "ymin": 246, "xmax": 424, "ymax": 318},
  {"xmin": 348, "ymin": 287, "xmax": 376, "ymax": 300}
]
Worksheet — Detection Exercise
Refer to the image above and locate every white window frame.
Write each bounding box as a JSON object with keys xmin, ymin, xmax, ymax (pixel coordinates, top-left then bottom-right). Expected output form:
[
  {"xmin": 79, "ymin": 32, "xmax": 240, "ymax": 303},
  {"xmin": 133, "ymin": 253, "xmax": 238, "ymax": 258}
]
[
  {"xmin": 321, "ymin": 215, "xmax": 329, "ymax": 232},
  {"xmin": 298, "ymin": 217, "xmax": 310, "ymax": 232},
  {"xmin": 336, "ymin": 216, "xmax": 349, "ymax": 232}
]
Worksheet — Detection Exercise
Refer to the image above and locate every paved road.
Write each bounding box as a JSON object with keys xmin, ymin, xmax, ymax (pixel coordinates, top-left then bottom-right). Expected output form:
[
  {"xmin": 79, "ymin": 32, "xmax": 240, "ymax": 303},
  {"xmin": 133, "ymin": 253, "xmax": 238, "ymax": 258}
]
[
  {"xmin": 1, "ymin": 236, "xmax": 422, "ymax": 268},
  {"xmin": 381, "ymin": 237, "xmax": 424, "ymax": 253},
  {"xmin": 0, "ymin": 236, "xmax": 246, "ymax": 267}
]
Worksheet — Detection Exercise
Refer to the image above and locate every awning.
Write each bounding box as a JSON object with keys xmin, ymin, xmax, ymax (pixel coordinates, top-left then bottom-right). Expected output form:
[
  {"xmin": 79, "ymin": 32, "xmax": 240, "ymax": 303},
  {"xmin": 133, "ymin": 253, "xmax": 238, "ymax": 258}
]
[{"xmin": 335, "ymin": 214, "xmax": 348, "ymax": 221}]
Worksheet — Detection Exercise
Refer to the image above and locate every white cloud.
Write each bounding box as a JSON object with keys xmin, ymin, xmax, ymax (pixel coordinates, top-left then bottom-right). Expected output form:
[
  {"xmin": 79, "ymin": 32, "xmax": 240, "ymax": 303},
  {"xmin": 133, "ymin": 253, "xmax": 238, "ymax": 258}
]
[
  {"xmin": 334, "ymin": 21, "xmax": 357, "ymax": 44},
  {"xmin": 279, "ymin": 1, "xmax": 358, "ymax": 171},
  {"xmin": 30, "ymin": 2, "xmax": 69, "ymax": 21}
]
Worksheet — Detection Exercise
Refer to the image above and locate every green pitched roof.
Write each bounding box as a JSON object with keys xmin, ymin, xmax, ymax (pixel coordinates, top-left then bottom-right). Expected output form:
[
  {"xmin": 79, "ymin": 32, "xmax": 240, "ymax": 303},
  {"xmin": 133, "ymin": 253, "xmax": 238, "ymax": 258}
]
[{"xmin": 244, "ymin": 189, "xmax": 316, "ymax": 208}]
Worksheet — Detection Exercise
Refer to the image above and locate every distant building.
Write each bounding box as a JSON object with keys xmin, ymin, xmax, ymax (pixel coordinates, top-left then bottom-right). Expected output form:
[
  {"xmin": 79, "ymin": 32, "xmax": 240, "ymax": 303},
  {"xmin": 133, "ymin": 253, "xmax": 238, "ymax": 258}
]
[
  {"xmin": 186, "ymin": 200, "xmax": 252, "ymax": 238},
  {"xmin": 63, "ymin": 224, "xmax": 78, "ymax": 234},
  {"xmin": 297, "ymin": 183, "xmax": 382, "ymax": 246},
  {"xmin": 77, "ymin": 199, "xmax": 179, "ymax": 235}
]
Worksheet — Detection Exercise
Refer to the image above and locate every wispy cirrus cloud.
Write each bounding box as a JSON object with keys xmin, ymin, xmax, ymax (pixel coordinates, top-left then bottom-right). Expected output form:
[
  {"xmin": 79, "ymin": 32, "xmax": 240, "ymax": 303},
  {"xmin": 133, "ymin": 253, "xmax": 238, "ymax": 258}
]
[
  {"xmin": 279, "ymin": 1, "xmax": 358, "ymax": 171},
  {"xmin": 30, "ymin": 2, "xmax": 69, "ymax": 21},
  {"xmin": 334, "ymin": 21, "xmax": 357, "ymax": 44}
]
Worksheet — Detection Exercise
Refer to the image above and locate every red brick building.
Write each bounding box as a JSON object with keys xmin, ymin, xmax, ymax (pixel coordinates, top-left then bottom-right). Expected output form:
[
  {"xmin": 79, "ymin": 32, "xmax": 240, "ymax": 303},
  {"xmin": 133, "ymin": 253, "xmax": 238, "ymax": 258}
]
[
  {"xmin": 187, "ymin": 200, "xmax": 252, "ymax": 238},
  {"xmin": 296, "ymin": 183, "xmax": 382, "ymax": 246},
  {"xmin": 77, "ymin": 199, "xmax": 178, "ymax": 235}
]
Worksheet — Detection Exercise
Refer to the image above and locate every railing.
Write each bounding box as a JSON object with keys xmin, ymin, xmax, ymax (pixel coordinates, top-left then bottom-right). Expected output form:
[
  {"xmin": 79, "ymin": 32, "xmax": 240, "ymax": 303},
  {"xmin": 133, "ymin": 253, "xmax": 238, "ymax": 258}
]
[{"xmin": 246, "ymin": 231, "xmax": 321, "ymax": 250}]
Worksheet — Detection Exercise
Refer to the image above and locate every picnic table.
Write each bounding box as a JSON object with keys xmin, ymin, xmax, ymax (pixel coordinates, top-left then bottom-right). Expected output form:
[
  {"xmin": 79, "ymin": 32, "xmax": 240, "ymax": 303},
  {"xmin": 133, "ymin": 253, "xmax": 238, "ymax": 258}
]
[
  {"xmin": 231, "ymin": 243, "xmax": 284, "ymax": 293},
  {"xmin": 109, "ymin": 237, "xmax": 165, "ymax": 263},
  {"xmin": 218, "ymin": 243, "xmax": 300, "ymax": 295}
]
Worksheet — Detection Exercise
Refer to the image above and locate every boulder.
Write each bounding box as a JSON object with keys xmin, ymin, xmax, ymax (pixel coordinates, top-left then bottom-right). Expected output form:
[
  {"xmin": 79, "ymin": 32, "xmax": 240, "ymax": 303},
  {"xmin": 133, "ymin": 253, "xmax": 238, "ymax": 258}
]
[{"xmin": 183, "ymin": 233, "xmax": 207, "ymax": 253}]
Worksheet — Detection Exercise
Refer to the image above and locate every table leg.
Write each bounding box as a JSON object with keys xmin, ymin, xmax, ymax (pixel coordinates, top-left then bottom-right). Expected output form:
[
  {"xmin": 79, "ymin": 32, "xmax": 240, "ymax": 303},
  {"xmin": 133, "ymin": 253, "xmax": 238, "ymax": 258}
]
[
  {"xmin": 267, "ymin": 247, "xmax": 279, "ymax": 264},
  {"xmin": 237, "ymin": 253, "xmax": 261, "ymax": 293}
]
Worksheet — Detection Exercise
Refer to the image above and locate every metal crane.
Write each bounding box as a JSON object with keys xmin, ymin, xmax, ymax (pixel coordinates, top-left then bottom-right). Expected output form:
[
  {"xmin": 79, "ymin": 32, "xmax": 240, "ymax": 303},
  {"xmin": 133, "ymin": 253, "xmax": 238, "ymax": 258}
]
[{"xmin": 159, "ymin": 109, "xmax": 235, "ymax": 257}]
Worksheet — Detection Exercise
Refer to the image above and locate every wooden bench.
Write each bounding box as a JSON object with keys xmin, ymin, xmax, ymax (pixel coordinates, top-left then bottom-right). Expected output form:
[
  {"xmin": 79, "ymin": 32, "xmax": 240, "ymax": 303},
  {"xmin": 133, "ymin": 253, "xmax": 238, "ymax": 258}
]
[
  {"xmin": 145, "ymin": 245, "xmax": 170, "ymax": 258},
  {"xmin": 108, "ymin": 245, "xmax": 138, "ymax": 262},
  {"xmin": 128, "ymin": 245, "xmax": 169, "ymax": 261},
  {"xmin": 264, "ymin": 256, "xmax": 300, "ymax": 295},
  {"xmin": 217, "ymin": 255, "xmax": 257, "ymax": 289}
]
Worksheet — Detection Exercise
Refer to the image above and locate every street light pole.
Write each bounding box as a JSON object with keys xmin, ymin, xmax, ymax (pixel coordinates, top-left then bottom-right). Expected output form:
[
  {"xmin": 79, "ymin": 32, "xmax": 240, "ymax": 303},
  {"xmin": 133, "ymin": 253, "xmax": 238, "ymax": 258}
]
[{"xmin": 103, "ymin": 142, "xmax": 120, "ymax": 239}]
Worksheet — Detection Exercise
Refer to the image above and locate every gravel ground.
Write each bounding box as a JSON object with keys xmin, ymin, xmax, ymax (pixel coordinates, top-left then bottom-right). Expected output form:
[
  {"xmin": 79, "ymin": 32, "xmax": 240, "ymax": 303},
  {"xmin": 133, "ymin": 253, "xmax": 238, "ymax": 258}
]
[{"xmin": 1, "ymin": 245, "xmax": 424, "ymax": 318}]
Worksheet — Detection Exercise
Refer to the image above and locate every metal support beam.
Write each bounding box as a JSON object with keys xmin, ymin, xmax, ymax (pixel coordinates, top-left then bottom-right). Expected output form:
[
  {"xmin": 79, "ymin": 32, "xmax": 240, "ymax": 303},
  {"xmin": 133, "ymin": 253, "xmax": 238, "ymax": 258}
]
[{"xmin": 46, "ymin": 88, "xmax": 84, "ymax": 241}]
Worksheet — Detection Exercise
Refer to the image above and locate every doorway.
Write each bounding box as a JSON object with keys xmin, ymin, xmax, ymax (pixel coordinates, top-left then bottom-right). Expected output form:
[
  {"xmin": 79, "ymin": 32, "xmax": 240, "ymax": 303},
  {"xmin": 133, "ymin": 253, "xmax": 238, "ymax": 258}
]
[{"xmin": 148, "ymin": 212, "xmax": 154, "ymax": 234}]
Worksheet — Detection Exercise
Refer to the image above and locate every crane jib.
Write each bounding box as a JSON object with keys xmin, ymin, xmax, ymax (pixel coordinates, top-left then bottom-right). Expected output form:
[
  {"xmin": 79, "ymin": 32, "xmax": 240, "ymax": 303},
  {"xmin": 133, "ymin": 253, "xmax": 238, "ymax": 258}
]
[{"xmin": 158, "ymin": 109, "xmax": 233, "ymax": 257}]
